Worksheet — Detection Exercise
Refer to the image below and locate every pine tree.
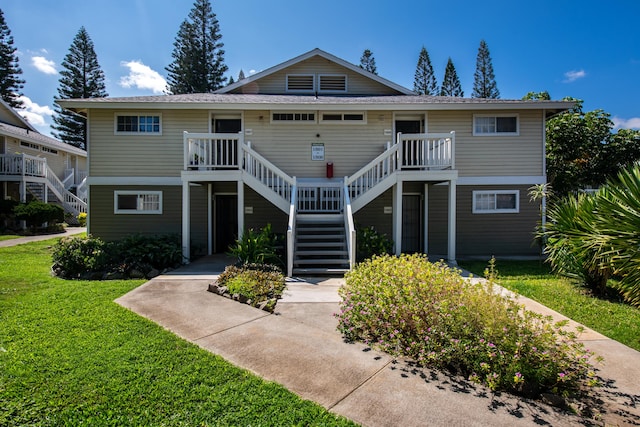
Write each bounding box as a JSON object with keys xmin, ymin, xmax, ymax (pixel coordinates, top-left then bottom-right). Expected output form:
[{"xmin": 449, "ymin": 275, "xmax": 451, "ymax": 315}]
[
  {"xmin": 472, "ymin": 40, "xmax": 499, "ymax": 99},
  {"xmin": 440, "ymin": 58, "xmax": 463, "ymax": 97},
  {"xmin": 0, "ymin": 8, "xmax": 25, "ymax": 108},
  {"xmin": 238, "ymin": 69, "xmax": 245, "ymax": 80},
  {"xmin": 52, "ymin": 27, "xmax": 107, "ymax": 149},
  {"xmin": 166, "ymin": 0, "xmax": 227, "ymax": 94},
  {"xmin": 413, "ymin": 46, "xmax": 437, "ymax": 95},
  {"xmin": 359, "ymin": 49, "xmax": 377, "ymax": 75}
]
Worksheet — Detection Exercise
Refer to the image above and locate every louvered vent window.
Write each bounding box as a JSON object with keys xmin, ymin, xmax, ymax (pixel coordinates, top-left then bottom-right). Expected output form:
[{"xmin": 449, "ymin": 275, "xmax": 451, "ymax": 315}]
[
  {"xmin": 319, "ymin": 75, "xmax": 347, "ymax": 92},
  {"xmin": 286, "ymin": 75, "xmax": 314, "ymax": 92}
]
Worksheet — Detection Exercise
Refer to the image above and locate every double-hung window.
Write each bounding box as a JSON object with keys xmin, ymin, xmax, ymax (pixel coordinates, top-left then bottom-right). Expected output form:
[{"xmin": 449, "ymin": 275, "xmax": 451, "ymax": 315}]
[
  {"xmin": 472, "ymin": 190, "xmax": 519, "ymax": 214},
  {"xmin": 114, "ymin": 191, "xmax": 162, "ymax": 214},
  {"xmin": 473, "ymin": 114, "xmax": 518, "ymax": 136}
]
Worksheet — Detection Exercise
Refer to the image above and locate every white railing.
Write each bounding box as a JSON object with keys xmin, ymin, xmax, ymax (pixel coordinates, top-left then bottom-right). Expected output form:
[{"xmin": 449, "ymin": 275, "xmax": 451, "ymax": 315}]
[
  {"xmin": 398, "ymin": 132, "xmax": 455, "ymax": 170},
  {"xmin": 76, "ymin": 170, "xmax": 88, "ymax": 185},
  {"xmin": 242, "ymin": 143, "xmax": 295, "ymax": 202},
  {"xmin": 184, "ymin": 131, "xmax": 240, "ymax": 170},
  {"xmin": 44, "ymin": 165, "xmax": 87, "ymax": 215},
  {"xmin": 76, "ymin": 177, "xmax": 88, "ymax": 202},
  {"xmin": 343, "ymin": 185, "xmax": 356, "ymax": 269},
  {"xmin": 287, "ymin": 186, "xmax": 297, "ymax": 277},
  {"xmin": 63, "ymin": 168, "xmax": 74, "ymax": 189},
  {"xmin": 345, "ymin": 144, "xmax": 399, "ymax": 201},
  {"xmin": 297, "ymin": 182, "xmax": 343, "ymax": 213},
  {"xmin": 0, "ymin": 154, "xmax": 46, "ymax": 177}
]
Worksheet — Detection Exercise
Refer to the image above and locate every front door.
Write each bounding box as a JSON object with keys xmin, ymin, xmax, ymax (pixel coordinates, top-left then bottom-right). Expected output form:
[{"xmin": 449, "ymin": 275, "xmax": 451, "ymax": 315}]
[
  {"xmin": 402, "ymin": 194, "xmax": 422, "ymax": 253},
  {"xmin": 215, "ymin": 194, "xmax": 238, "ymax": 253}
]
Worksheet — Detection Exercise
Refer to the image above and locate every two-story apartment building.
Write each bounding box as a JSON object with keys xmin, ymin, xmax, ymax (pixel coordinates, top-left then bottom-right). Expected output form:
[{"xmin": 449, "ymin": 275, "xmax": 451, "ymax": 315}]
[
  {"xmin": 0, "ymin": 99, "xmax": 87, "ymax": 221},
  {"xmin": 58, "ymin": 49, "xmax": 572, "ymax": 275}
]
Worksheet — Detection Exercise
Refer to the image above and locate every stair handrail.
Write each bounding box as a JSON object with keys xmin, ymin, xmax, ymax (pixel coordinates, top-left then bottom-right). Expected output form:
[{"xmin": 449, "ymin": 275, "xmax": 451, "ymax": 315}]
[
  {"xmin": 287, "ymin": 182, "xmax": 297, "ymax": 277},
  {"xmin": 345, "ymin": 143, "xmax": 399, "ymax": 201},
  {"xmin": 62, "ymin": 168, "xmax": 74, "ymax": 189},
  {"xmin": 76, "ymin": 176, "xmax": 88, "ymax": 202},
  {"xmin": 241, "ymin": 142, "xmax": 295, "ymax": 203},
  {"xmin": 44, "ymin": 164, "xmax": 87, "ymax": 215},
  {"xmin": 343, "ymin": 182, "xmax": 356, "ymax": 270}
]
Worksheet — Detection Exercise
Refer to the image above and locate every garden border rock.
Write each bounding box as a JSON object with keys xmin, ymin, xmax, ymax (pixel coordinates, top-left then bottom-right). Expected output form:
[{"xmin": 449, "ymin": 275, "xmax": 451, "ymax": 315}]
[{"xmin": 207, "ymin": 281, "xmax": 278, "ymax": 313}]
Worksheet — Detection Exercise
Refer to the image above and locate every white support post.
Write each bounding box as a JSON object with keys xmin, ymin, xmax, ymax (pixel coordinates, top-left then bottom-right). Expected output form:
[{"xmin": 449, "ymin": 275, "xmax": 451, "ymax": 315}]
[
  {"xmin": 182, "ymin": 181, "xmax": 191, "ymax": 263},
  {"xmin": 423, "ymin": 183, "xmax": 429, "ymax": 254},
  {"xmin": 207, "ymin": 183, "xmax": 212, "ymax": 255},
  {"xmin": 237, "ymin": 181, "xmax": 244, "ymax": 240},
  {"xmin": 393, "ymin": 180, "xmax": 403, "ymax": 256},
  {"xmin": 447, "ymin": 179, "xmax": 457, "ymax": 264}
]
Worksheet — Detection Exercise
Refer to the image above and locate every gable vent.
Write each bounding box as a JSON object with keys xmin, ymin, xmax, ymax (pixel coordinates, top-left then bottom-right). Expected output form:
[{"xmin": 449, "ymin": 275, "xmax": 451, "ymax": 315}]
[
  {"xmin": 287, "ymin": 75, "xmax": 314, "ymax": 92},
  {"xmin": 319, "ymin": 75, "xmax": 347, "ymax": 92}
]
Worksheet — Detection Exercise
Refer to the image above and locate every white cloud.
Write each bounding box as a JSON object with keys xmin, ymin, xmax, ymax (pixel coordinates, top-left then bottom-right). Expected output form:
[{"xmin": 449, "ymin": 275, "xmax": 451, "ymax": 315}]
[
  {"xmin": 119, "ymin": 61, "xmax": 166, "ymax": 94},
  {"xmin": 612, "ymin": 116, "xmax": 640, "ymax": 130},
  {"xmin": 31, "ymin": 56, "xmax": 57, "ymax": 75},
  {"xmin": 563, "ymin": 69, "xmax": 586, "ymax": 83},
  {"xmin": 16, "ymin": 96, "xmax": 54, "ymax": 128}
]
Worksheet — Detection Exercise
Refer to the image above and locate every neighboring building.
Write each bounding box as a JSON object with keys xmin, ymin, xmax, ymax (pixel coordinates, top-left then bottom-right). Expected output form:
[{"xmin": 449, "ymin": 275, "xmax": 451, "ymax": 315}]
[
  {"xmin": 0, "ymin": 99, "xmax": 87, "ymax": 222},
  {"xmin": 57, "ymin": 49, "xmax": 572, "ymax": 275}
]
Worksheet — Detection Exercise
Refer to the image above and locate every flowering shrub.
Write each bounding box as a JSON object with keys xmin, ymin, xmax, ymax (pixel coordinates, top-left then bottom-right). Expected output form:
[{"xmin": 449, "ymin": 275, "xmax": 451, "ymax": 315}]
[{"xmin": 336, "ymin": 254, "xmax": 600, "ymax": 398}]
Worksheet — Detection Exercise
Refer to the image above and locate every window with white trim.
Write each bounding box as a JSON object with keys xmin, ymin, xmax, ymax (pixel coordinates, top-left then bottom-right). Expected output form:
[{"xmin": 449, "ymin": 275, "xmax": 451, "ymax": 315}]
[
  {"xmin": 115, "ymin": 114, "xmax": 162, "ymax": 134},
  {"xmin": 114, "ymin": 191, "xmax": 162, "ymax": 214},
  {"xmin": 286, "ymin": 74, "xmax": 314, "ymax": 92},
  {"xmin": 20, "ymin": 141, "xmax": 40, "ymax": 150},
  {"xmin": 271, "ymin": 112, "xmax": 316, "ymax": 123},
  {"xmin": 473, "ymin": 114, "xmax": 518, "ymax": 136},
  {"xmin": 42, "ymin": 147, "xmax": 58, "ymax": 154},
  {"xmin": 320, "ymin": 112, "xmax": 366, "ymax": 123},
  {"xmin": 472, "ymin": 190, "xmax": 519, "ymax": 214},
  {"xmin": 318, "ymin": 74, "xmax": 347, "ymax": 92}
]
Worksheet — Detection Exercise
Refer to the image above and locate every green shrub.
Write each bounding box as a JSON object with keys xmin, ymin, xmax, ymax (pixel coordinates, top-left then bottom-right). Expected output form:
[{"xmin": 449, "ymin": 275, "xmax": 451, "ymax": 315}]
[
  {"xmin": 51, "ymin": 234, "xmax": 184, "ymax": 279},
  {"xmin": 356, "ymin": 225, "xmax": 393, "ymax": 262},
  {"xmin": 336, "ymin": 254, "xmax": 599, "ymax": 398},
  {"xmin": 52, "ymin": 235, "xmax": 110, "ymax": 277},
  {"xmin": 0, "ymin": 198, "xmax": 18, "ymax": 231},
  {"xmin": 542, "ymin": 193, "xmax": 612, "ymax": 295},
  {"xmin": 14, "ymin": 201, "xmax": 64, "ymax": 232},
  {"xmin": 113, "ymin": 234, "xmax": 184, "ymax": 270},
  {"xmin": 228, "ymin": 224, "xmax": 282, "ymax": 266}
]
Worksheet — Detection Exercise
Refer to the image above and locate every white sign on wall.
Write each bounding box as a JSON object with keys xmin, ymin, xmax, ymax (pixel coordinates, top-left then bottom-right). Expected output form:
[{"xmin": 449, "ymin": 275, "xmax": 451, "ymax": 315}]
[{"xmin": 311, "ymin": 143, "xmax": 324, "ymax": 161}]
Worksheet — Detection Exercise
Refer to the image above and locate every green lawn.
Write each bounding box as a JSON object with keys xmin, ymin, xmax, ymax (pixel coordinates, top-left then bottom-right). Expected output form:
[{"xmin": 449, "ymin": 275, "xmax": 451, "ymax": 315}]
[
  {"xmin": 0, "ymin": 234, "xmax": 20, "ymax": 242},
  {"xmin": 0, "ymin": 238, "xmax": 355, "ymax": 426},
  {"xmin": 458, "ymin": 260, "xmax": 640, "ymax": 352}
]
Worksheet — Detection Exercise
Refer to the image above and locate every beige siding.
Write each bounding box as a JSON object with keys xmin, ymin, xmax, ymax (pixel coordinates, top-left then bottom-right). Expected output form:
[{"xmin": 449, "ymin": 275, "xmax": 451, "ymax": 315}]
[
  {"xmin": 89, "ymin": 185, "xmax": 208, "ymax": 253},
  {"xmin": 428, "ymin": 184, "xmax": 540, "ymax": 257},
  {"xmin": 89, "ymin": 110, "xmax": 209, "ymax": 176},
  {"xmin": 4, "ymin": 136, "xmax": 69, "ymax": 178},
  {"xmin": 245, "ymin": 110, "xmax": 392, "ymax": 177},
  {"xmin": 230, "ymin": 56, "xmax": 399, "ymax": 96},
  {"xmin": 427, "ymin": 110, "xmax": 544, "ymax": 176}
]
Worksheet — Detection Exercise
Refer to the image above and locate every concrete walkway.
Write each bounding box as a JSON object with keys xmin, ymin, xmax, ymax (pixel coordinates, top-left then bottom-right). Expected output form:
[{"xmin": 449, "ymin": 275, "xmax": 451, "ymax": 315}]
[
  {"xmin": 116, "ymin": 256, "xmax": 640, "ymax": 427},
  {"xmin": 0, "ymin": 227, "xmax": 86, "ymax": 248}
]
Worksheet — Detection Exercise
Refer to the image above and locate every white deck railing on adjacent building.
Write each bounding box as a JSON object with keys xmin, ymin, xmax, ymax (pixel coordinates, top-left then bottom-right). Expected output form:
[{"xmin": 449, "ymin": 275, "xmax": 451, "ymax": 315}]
[{"xmin": 0, "ymin": 153, "xmax": 46, "ymax": 177}]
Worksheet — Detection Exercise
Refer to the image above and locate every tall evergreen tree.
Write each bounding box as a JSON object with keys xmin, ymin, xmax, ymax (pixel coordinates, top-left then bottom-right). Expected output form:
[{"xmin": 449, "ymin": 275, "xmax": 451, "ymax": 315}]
[
  {"xmin": 0, "ymin": 8, "xmax": 25, "ymax": 108},
  {"xmin": 472, "ymin": 40, "xmax": 499, "ymax": 99},
  {"xmin": 238, "ymin": 69, "xmax": 245, "ymax": 80},
  {"xmin": 440, "ymin": 58, "xmax": 463, "ymax": 97},
  {"xmin": 413, "ymin": 46, "xmax": 437, "ymax": 95},
  {"xmin": 52, "ymin": 27, "xmax": 107, "ymax": 149},
  {"xmin": 359, "ymin": 49, "xmax": 377, "ymax": 75},
  {"xmin": 166, "ymin": 0, "xmax": 227, "ymax": 94}
]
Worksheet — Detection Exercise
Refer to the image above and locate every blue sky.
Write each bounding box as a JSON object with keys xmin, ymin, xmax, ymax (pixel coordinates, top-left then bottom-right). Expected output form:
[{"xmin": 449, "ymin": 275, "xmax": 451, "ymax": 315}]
[{"xmin": 4, "ymin": 0, "xmax": 640, "ymax": 136}]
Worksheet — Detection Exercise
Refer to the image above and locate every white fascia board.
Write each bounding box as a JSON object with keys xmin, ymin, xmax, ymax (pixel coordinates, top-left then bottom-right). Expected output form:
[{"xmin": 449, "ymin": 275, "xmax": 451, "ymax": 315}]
[{"xmin": 88, "ymin": 176, "xmax": 182, "ymax": 186}]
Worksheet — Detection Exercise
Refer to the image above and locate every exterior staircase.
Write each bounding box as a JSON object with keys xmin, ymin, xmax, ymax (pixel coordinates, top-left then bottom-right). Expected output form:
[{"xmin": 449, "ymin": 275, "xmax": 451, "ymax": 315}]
[{"xmin": 292, "ymin": 214, "xmax": 350, "ymax": 275}]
